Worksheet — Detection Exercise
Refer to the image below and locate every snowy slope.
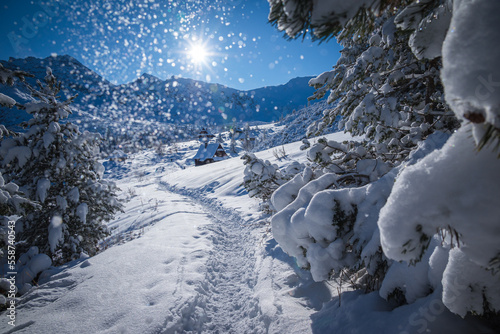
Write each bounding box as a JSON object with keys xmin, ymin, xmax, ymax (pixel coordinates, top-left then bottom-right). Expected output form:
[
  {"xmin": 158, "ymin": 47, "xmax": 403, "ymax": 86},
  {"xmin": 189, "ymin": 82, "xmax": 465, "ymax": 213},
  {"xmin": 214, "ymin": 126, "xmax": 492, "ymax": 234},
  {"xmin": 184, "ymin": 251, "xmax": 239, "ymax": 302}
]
[
  {"xmin": 0, "ymin": 133, "xmax": 348, "ymax": 333},
  {"xmin": 1, "ymin": 130, "xmax": 494, "ymax": 333},
  {"xmin": 3, "ymin": 190, "xmax": 215, "ymax": 333},
  {"xmin": 254, "ymin": 100, "xmax": 338, "ymax": 151}
]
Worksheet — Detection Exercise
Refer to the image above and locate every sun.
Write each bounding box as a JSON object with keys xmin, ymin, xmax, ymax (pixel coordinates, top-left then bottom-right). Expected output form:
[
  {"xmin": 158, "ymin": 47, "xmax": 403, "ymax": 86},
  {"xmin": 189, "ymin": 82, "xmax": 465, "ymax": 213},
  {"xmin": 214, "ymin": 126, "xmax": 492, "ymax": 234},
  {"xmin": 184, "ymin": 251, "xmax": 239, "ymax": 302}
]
[
  {"xmin": 188, "ymin": 43, "xmax": 209, "ymax": 64},
  {"xmin": 182, "ymin": 39, "xmax": 221, "ymax": 73}
]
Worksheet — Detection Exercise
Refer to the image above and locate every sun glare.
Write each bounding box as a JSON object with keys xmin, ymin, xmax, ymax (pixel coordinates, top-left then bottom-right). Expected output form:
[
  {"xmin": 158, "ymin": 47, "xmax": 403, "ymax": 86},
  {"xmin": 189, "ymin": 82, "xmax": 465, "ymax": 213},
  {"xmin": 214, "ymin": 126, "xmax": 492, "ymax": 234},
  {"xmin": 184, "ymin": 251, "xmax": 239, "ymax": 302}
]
[{"xmin": 189, "ymin": 43, "xmax": 208, "ymax": 64}]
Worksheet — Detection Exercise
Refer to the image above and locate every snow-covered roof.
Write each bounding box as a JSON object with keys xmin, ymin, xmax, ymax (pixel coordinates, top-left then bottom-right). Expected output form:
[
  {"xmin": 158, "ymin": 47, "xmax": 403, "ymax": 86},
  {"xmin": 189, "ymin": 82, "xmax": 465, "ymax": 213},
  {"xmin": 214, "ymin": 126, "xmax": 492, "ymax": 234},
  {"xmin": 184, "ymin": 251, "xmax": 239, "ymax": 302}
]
[{"xmin": 193, "ymin": 143, "xmax": 224, "ymax": 161}]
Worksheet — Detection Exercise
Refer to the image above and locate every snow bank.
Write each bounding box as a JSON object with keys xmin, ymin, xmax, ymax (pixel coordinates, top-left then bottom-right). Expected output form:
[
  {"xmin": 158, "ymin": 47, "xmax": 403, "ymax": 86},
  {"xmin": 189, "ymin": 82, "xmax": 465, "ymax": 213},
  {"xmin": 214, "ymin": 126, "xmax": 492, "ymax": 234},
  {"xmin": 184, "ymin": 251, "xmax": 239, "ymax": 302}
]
[
  {"xmin": 0, "ymin": 168, "xmax": 250, "ymax": 333},
  {"xmin": 312, "ymin": 289, "xmax": 494, "ymax": 334}
]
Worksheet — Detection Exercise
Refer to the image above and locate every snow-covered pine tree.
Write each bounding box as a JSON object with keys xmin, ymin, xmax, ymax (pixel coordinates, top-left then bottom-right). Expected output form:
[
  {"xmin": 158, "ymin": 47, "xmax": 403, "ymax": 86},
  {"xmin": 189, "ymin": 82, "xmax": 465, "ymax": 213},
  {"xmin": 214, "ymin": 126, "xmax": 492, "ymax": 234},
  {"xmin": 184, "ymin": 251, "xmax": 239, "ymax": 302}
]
[
  {"xmin": 0, "ymin": 165, "xmax": 45, "ymax": 297},
  {"xmin": 0, "ymin": 65, "xmax": 38, "ymax": 258},
  {"xmin": 307, "ymin": 7, "xmax": 457, "ymax": 160},
  {"xmin": 268, "ymin": 0, "xmax": 500, "ymax": 320},
  {"xmin": 229, "ymin": 127, "xmax": 239, "ymax": 154},
  {"xmin": 0, "ymin": 66, "xmax": 54, "ymax": 297},
  {"xmin": 267, "ymin": 0, "xmax": 457, "ymax": 291},
  {"xmin": 0, "ymin": 68, "xmax": 123, "ymax": 265},
  {"xmin": 242, "ymin": 152, "xmax": 304, "ymax": 214},
  {"xmin": 268, "ymin": 0, "xmax": 389, "ymax": 43},
  {"xmin": 378, "ymin": 0, "xmax": 500, "ymax": 317},
  {"xmin": 0, "ymin": 137, "xmax": 38, "ymax": 261}
]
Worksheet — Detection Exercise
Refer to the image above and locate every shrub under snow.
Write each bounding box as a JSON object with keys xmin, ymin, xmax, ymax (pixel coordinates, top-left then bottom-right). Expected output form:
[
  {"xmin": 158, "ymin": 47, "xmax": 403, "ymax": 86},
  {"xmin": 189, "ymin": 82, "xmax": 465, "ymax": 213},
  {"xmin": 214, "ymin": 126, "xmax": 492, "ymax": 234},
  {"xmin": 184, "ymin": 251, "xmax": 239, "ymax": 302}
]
[
  {"xmin": 271, "ymin": 132, "xmax": 449, "ymax": 287},
  {"xmin": 242, "ymin": 153, "xmax": 303, "ymax": 213}
]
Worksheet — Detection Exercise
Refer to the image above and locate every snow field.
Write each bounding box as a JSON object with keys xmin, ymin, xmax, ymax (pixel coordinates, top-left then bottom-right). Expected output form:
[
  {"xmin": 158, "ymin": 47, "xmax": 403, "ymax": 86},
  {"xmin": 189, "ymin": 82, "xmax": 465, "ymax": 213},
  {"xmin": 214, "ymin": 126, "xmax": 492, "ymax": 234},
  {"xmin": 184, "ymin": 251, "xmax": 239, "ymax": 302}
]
[
  {"xmin": 1, "ymin": 186, "xmax": 216, "ymax": 333},
  {"xmin": 3, "ymin": 129, "xmax": 496, "ymax": 333},
  {"xmin": 1, "ymin": 134, "xmax": 350, "ymax": 333}
]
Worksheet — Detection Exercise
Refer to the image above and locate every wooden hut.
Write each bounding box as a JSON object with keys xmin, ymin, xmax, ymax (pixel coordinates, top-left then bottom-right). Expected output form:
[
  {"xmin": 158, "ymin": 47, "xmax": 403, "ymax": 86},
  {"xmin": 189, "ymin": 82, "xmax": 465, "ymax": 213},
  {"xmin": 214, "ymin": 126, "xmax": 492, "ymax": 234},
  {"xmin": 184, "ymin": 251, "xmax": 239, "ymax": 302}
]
[{"xmin": 193, "ymin": 143, "xmax": 228, "ymax": 166}]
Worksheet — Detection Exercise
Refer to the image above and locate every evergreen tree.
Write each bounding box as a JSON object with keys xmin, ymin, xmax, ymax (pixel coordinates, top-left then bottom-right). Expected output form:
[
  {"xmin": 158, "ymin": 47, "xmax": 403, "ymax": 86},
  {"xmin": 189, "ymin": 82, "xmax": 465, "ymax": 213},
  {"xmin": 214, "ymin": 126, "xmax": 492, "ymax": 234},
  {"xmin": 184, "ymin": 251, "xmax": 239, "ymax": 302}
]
[
  {"xmin": 0, "ymin": 68, "xmax": 123, "ymax": 264},
  {"xmin": 307, "ymin": 6, "xmax": 457, "ymax": 160},
  {"xmin": 242, "ymin": 124, "xmax": 253, "ymax": 152},
  {"xmin": 0, "ymin": 63, "xmax": 33, "ymax": 92},
  {"xmin": 0, "ymin": 64, "xmax": 37, "ymax": 259},
  {"xmin": 0, "ymin": 138, "xmax": 38, "ymax": 261},
  {"xmin": 268, "ymin": 0, "xmax": 386, "ymax": 42},
  {"xmin": 266, "ymin": 0, "xmax": 500, "ymax": 319},
  {"xmin": 270, "ymin": 0, "xmax": 461, "ymax": 159},
  {"xmin": 229, "ymin": 127, "xmax": 240, "ymax": 154},
  {"xmin": 242, "ymin": 153, "xmax": 304, "ymax": 214},
  {"xmin": 266, "ymin": 1, "xmax": 456, "ymax": 291}
]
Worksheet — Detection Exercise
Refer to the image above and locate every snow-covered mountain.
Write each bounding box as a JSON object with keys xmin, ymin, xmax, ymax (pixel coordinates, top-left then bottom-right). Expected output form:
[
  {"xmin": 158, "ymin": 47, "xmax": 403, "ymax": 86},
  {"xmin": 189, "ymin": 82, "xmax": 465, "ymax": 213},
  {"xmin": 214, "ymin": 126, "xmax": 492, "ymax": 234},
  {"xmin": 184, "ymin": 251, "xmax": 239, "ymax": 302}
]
[
  {"xmin": 0, "ymin": 55, "xmax": 317, "ymax": 133},
  {"xmin": 254, "ymin": 100, "xmax": 339, "ymax": 151}
]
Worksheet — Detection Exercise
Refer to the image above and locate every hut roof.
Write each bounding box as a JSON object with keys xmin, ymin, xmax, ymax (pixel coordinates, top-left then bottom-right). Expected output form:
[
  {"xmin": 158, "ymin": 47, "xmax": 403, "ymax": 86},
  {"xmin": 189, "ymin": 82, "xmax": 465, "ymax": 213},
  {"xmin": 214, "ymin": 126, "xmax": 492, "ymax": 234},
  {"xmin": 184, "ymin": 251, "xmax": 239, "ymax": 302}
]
[{"xmin": 193, "ymin": 143, "xmax": 225, "ymax": 162}]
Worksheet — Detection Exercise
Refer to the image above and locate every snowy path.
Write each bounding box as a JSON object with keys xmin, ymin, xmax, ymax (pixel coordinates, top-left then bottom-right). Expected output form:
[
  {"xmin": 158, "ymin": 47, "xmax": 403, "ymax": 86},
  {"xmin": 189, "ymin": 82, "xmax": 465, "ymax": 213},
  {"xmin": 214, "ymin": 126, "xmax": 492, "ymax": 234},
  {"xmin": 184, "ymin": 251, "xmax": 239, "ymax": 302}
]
[
  {"xmin": 1, "ymin": 177, "xmax": 315, "ymax": 334},
  {"xmin": 1, "ymin": 147, "xmax": 341, "ymax": 334},
  {"xmin": 158, "ymin": 182, "xmax": 269, "ymax": 333},
  {"xmin": 158, "ymin": 181, "xmax": 329, "ymax": 334}
]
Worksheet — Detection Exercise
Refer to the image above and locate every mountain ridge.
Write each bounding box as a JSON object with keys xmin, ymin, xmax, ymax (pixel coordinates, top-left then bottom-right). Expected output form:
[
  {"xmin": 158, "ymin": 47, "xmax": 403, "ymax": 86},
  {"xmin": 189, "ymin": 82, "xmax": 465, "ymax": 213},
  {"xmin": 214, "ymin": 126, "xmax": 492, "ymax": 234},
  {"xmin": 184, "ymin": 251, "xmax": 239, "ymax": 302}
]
[
  {"xmin": 3, "ymin": 54, "xmax": 313, "ymax": 96},
  {"xmin": 0, "ymin": 54, "xmax": 319, "ymax": 134}
]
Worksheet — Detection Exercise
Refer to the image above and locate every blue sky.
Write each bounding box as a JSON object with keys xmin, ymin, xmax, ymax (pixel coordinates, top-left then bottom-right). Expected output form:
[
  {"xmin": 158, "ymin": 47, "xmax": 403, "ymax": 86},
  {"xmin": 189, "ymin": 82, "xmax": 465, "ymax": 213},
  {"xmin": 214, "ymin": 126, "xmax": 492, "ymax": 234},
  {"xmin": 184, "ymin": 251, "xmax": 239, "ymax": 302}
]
[{"xmin": 0, "ymin": 0, "xmax": 342, "ymax": 90}]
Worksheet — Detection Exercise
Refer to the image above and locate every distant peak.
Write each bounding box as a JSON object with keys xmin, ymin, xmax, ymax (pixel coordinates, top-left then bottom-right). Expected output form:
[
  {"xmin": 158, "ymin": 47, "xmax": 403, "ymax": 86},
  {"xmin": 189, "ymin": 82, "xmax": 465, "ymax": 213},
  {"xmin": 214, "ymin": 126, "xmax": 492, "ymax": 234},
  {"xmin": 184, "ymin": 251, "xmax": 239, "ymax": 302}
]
[
  {"xmin": 4, "ymin": 54, "xmax": 81, "ymax": 68},
  {"xmin": 137, "ymin": 73, "xmax": 161, "ymax": 82},
  {"xmin": 46, "ymin": 54, "xmax": 77, "ymax": 62}
]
